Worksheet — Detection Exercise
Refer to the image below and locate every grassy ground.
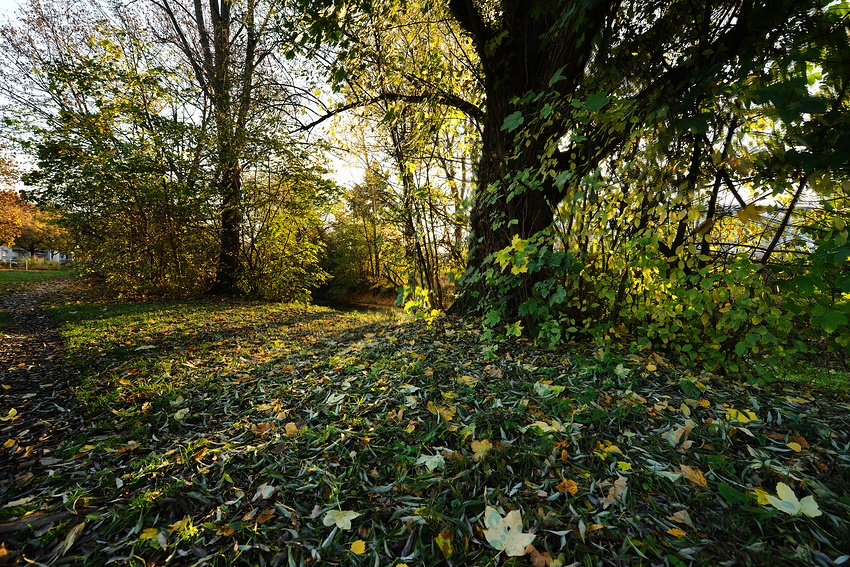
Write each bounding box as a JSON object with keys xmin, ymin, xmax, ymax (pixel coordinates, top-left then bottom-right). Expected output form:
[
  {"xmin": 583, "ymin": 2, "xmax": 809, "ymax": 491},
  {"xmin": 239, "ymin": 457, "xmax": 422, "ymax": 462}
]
[{"xmin": 1, "ymin": 285, "xmax": 849, "ymax": 566}]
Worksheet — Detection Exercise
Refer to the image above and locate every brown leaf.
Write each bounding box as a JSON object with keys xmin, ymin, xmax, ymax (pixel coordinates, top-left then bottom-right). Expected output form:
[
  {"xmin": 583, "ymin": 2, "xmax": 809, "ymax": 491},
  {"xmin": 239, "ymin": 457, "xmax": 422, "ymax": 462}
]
[
  {"xmin": 679, "ymin": 465, "xmax": 708, "ymax": 487},
  {"xmin": 527, "ymin": 544, "xmax": 553, "ymax": 567},
  {"xmin": 668, "ymin": 509, "xmax": 695, "ymax": 529},
  {"xmin": 256, "ymin": 508, "xmax": 275, "ymax": 524}
]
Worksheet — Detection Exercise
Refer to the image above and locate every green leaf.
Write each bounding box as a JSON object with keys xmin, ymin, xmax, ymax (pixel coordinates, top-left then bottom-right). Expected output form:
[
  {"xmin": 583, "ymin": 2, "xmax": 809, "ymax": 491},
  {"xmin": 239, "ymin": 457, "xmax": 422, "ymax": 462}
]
[
  {"xmin": 584, "ymin": 93, "xmax": 609, "ymax": 112},
  {"xmin": 501, "ymin": 111, "xmax": 524, "ymax": 132},
  {"xmin": 548, "ymin": 65, "xmax": 567, "ymax": 87},
  {"xmin": 811, "ymin": 311, "xmax": 848, "ymax": 334},
  {"xmin": 718, "ymin": 483, "xmax": 748, "ymax": 506}
]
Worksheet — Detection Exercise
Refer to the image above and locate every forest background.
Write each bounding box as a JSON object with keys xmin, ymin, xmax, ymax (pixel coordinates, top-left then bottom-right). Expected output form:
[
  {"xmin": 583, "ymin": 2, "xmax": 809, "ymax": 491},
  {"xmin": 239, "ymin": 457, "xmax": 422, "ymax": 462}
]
[{"xmin": 0, "ymin": 0, "xmax": 848, "ymax": 372}]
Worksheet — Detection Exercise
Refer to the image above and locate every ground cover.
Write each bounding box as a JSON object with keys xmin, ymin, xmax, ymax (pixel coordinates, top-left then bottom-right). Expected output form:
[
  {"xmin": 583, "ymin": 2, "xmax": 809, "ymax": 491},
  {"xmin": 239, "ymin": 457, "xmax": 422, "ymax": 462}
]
[
  {"xmin": 0, "ymin": 270, "xmax": 72, "ymax": 295},
  {"xmin": 1, "ymin": 280, "xmax": 849, "ymax": 566}
]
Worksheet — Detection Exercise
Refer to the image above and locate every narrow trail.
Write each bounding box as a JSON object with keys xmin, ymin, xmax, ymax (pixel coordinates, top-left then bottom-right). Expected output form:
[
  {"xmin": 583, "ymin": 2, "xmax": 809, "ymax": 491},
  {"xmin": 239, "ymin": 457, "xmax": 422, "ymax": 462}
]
[{"xmin": 0, "ymin": 279, "xmax": 85, "ymax": 554}]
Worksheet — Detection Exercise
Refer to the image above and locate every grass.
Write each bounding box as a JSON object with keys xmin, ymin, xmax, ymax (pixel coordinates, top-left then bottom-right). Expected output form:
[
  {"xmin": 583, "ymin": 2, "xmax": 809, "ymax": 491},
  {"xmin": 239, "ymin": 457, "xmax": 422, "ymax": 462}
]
[{"xmin": 1, "ymin": 286, "xmax": 849, "ymax": 566}]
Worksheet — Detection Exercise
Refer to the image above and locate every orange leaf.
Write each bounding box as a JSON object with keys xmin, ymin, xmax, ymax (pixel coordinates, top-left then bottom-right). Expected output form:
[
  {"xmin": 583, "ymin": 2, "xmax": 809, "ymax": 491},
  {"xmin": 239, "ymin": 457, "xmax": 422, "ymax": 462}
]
[
  {"xmin": 556, "ymin": 479, "xmax": 578, "ymax": 495},
  {"xmin": 667, "ymin": 527, "xmax": 687, "ymax": 538}
]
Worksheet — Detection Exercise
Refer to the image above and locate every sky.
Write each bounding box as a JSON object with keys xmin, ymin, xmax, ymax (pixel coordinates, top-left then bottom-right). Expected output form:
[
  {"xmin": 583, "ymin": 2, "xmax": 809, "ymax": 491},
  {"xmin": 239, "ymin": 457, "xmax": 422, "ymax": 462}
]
[{"xmin": 0, "ymin": 0, "xmax": 19, "ymax": 19}]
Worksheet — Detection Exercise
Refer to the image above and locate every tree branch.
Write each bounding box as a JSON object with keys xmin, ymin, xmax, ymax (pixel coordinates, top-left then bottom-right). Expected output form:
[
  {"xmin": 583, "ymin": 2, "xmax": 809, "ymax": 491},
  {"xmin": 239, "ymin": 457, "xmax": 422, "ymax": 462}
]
[{"xmin": 297, "ymin": 91, "xmax": 484, "ymax": 132}]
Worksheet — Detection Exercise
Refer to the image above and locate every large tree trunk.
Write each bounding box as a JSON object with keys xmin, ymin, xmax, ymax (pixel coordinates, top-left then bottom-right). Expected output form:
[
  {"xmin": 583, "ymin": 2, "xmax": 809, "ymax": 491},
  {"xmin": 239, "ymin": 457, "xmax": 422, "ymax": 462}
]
[{"xmin": 448, "ymin": 0, "xmax": 614, "ymax": 315}]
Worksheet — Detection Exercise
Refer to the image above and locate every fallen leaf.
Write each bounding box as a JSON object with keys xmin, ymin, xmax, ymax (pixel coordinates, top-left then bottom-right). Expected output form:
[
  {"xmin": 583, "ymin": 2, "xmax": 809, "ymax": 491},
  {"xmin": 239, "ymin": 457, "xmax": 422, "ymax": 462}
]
[
  {"xmin": 256, "ymin": 508, "xmax": 275, "ymax": 524},
  {"xmin": 668, "ymin": 510, "xmax": 695, "ymax": 529},
  {"xmin": 415, "ymin": 453, "xmax": 445, "ymax": 472},
  {"xmin": 456, "ymin": 375, "xmax": 479, "ymax": 387},
  {"xmin": 766, "ymin": 482, "xmax": 822, "ymax": 517},
  {"xmin": 251, "ymin": 422, "xmax": 274, "ymax": 435},
  {"xmin": 752, "ymin": 487, "xmax": 772, "ymax": 505},
  {"xmin": 679, "ymin": 465, "xmax": 708, "ymax": 487},
  {"xmin": 2, "ymin": 496, "xmax": 34, "ymax": 508},
  {"xmin": 59, "ymin": 522, "xmax": 86, "ymax": 556},
  {"xmin": 726, "ymin": 408, "xmax": 758, "ymax": 423},
  {"xmin": 556, "ymin": 479, "xmax": 578, "ymax": 495},
  {"xmin": 471, "ymin": 439, "xmax": 493, "ymax": 461},
  {"xmin": 1, "ymin": 384, "xmax": 10, "ymax": 390},
  {"xmin": 667, "ymin": 527, "xmax": 687, "ymax": 538},
  {"xmin": 600, "ymin": 476, "xmax": 628, "ymax": 508},
  {"xmin": 435, "ymin": 529, "xmax": 454, "ymax": 558},
  {"xmin": 0, "ymin": 408, "xmax": 18, "ymax": 421},
  {"xmin": 786, "ymin": 442, "xmax": 802, "ymax": 452},
  {"xmin": 484, "ymin": 365, "xmax": 503, "ymax": 379},
  {"xmin": 3, "ymin": 438, "xmax": 15, "ymax": 449},
  {"xmin": 527, "ymin": 544, "xmax": 554, "ymax": 567},
  {"xmin": 426, "ymin": 401, "xmax": 456, "ymax": 421},
  {"xmin": 323, "ymin": 509, "xmax": 361, "ymax": 530},
  {"xmin": 173, "ymin": 408, "xmax": 189, "ymax": 420},
  {"xmin": 252, "ymin": 483, "xmax": 275, "ymax": 502},
  {"xmin": 482, "ymin": 506, "xmax": 535, "ymax": 557},
  {"xmin": 350, "ymin": 539, "xmax": 366, "ymax": 554}
]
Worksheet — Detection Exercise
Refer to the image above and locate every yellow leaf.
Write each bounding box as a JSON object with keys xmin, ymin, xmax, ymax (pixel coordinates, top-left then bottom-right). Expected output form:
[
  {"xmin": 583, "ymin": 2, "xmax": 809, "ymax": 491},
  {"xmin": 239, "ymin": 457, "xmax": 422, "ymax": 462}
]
[
  {"xmin": 1, "ymin": 384, "xmax": 10, "ymax": 390},
  {"xmin": 456, "ymin": 375, "xmax": 479, "ymax": 387},
  {"xmin": 405, "ymin": 422, "xmax": 416, "ymax": 433},
  {"xmin": 350, "ymin": 540, "xmax": 366, "ymax": 555},
  {"xmin": 766, "ymin": 482, "xmax": 822, "ymax": 517},
  {"xmin": 140, "ymin": 527, "xmax": 161, "ymax": 540},
  {"xmin": 3, "ymin": 439, "xmax": 15, "ymax": 449},
  {"xmin": 216, "ymin": 526, "xmax": 236, "ymax": 536},
  {"xmin": 667, "ymin": 527, "xmax": 687, "ymax": 538},
  {"xmin": 752, "ymin": 487, "xmax": 771, "ymax": 505},
  {"xmin": 284, "ymin": 422, "xmax": 299, "ymax": 436},
  {"xmin": 646, "ymin": 364, "xmax": 657, "ymax": 372},
  {"xmin": 617, "ymin": 461, "xmax": 632, "ymax": 472},
  {"xmin": 556, "ymin": 479, "xmax": 578, "ymax": 495},
  {"xmin": 435, "ymin": 529, "xmax": 454, "ymax": 558},
  {"xmin": 698, "ymin": 399, "xmax": 710, "ymax": 407},
  {"xmin": 426, "ymin": 401, "xmax": 456, "ymax": 421},
  {"xmin": 737, "ymin": 203, "xmax": 761, "ymax": 224},
  {"xmin": 323, "ymin": 510, "xmax": 360, "ymax": 530},
  {"xmin": 726, "ymin": 408, "xmax": 758, "ymax": 423},
  {"xmin": 786, "ymin": 442, "xmax": 802, "ymax": 452},
  {"xmin": 679, "ymin": 465, "xmax": 708, "ymax": 487},
  {"xmin": 471, "ymin": 439, "xmax": 493, "ymax": 461}
]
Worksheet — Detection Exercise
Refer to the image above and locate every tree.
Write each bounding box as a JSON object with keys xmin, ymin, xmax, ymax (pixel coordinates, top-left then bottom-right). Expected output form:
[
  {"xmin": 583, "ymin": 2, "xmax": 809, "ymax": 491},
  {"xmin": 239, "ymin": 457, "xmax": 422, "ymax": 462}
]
[
  {"xmin": 444, "ymin": 0, "xmax": 833, "ymax": 317},
  {"xmin": 0, "ymin": 190, "xmax": 32, "ymax": 247},
  {"xmin": 150, "ymin": 0, "xmax": 282, "ymax": 294}
]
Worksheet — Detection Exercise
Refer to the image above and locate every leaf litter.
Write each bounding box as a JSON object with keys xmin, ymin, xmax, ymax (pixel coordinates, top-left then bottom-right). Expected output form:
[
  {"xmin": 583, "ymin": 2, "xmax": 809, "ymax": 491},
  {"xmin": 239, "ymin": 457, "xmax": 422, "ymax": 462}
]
[{"xmin": 0, "ymin": 282, "xmax": 848, "ymax": 565}]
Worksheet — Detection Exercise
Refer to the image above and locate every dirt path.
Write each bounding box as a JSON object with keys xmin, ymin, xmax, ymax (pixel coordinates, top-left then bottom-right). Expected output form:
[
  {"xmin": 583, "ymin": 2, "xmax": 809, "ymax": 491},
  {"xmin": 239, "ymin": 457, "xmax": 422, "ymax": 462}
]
[{"xmin": 0, "ymin": 279, "xmax": 85, "ymax": 556}]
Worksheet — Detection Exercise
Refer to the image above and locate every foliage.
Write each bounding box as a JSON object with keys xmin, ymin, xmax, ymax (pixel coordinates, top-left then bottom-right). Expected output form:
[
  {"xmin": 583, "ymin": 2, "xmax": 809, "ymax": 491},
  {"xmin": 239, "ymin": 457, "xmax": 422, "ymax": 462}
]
[
  {"xmin": 320, "ymin": 0, "xmax": 480, "ymax": 309},
  {"xmin": 13, "ymin": 207, "xmax": 74, "ymax": 256},
  {"xmin": 238, "ymin": 155, "xmax": 333, "ymax": 301},
  {"xmin": 450, "ymin": 0, "xmax": 850, "ymax": 370},
  {"xmin": 0, "ymin": 190, "xmax": 33, "ymax": 247},
  {"xmin": 2, "ymin": 280, "xmax": 849, "ymax": 565}
]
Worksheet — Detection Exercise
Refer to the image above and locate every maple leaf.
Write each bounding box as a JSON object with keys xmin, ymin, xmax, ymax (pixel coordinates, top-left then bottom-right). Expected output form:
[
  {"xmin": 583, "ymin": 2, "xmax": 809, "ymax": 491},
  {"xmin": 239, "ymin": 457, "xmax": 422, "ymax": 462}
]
[
  {"xmin": 766, "ymin": 482, "xmax": 822, "ymax": 517},
  {"xmin": 323, "ymin": 510, "xmax": 361, "ymax": 530},
  {"xmin": 482, "ymin": 506, "xmax": 535, "ymax": 557},
  {"xmin": 471, "ymin": 439, "xmax": 493, "ymax": 461}
]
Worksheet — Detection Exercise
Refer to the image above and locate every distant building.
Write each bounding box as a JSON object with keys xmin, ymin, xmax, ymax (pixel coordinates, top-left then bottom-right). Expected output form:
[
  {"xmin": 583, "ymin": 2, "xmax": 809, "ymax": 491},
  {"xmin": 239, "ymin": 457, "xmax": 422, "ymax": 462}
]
[{"xmin": 1, "ymin": 245, "xmax": 71, "ymax": 266}]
